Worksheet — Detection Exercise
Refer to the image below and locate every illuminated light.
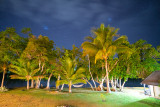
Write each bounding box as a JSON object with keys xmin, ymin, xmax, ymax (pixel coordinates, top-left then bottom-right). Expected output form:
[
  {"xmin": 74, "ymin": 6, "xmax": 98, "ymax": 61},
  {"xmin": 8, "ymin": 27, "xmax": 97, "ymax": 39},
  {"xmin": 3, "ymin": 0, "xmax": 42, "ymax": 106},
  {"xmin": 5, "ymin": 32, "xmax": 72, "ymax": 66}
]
[{"xmin": 124, "ymin": 87, "xmax": 149, "ymax": 99}]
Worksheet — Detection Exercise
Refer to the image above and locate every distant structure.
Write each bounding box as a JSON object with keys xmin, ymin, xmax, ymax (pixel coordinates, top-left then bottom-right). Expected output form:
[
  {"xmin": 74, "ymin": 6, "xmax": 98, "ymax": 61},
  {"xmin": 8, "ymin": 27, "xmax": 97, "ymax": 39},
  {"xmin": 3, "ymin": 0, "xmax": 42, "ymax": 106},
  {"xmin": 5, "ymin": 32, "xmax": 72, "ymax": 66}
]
[{"xmin": 141, "ymin": 71, "xmax": 160, "ymax": 98}]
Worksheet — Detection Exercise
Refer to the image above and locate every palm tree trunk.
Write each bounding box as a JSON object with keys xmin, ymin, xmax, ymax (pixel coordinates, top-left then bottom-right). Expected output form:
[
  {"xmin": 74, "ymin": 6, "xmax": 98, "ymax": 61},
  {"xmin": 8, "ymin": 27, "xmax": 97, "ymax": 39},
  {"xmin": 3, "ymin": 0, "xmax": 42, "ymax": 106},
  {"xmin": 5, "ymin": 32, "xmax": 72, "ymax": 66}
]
[
  {"xmin": 41, "ymin": 63, "xmax": 45, "ymax": 72},
  {"xmin": 35, "ymin": 78, "xmax": 42, "ymax": 89},
  {"xmin": 38, "ymin": 60, "xmax": 41, "ymax": 70},
  {"xmin": 31, "ymin": 79, "xmax": 34, "ymax": 88},
  {"xmin": 121, "ymin": 81, "xmax": 126, "ymax": 91},
  {"xmin": 111, "ymin": 76, "xmax": 114, "ymax": 88},
  {"xmin": 100, "ymin": 79, "xmax": 105, "ymax": 91},
  {"xmin": 46, "ymin": 73, "xmax": 52, "ymax": 89},
  {"xmin": 119, "ymin": 78, "xmax": 122, "ymax": 91},
  {"xmin": 69, "ymin": 81, "xmax": 72, "ymax": 93},
  {"xmin": 84, "ymin": 78, "xmax": 94, "ymax": 91},
  {"xmin": 88, "ymin": 55, "xmax": 97, "ymax": 90},
  {"xmin": 36, "ymin": 78, "xmax": 40, "ymax": 89},
  {"xmin": 38, "ymin": 78, "xmax": 42, "ymax": 88},
  {"xmin": 60, "ymin": 84, "xmax": 64, "ymax": 91},
  {"xmin": 114, "ymin": 77, "xmax": 117, "ymax": 91},
  {"xmin": 37, "ymin": 63, "xmax": 45, "ymax": 88},
  {"xmin": 116, "ymin": 79, "xmax": 120, "ymax": 88},
  {"xmin": 105, "ymin": 59, "xmax": 110, "ymax": 93},
  {"xmin": 121, "ymin": 78, "xmax": 128, "ymax": 91},
  {"xmin": 27, "ymin": 79, "xmax": 30, "ymax": 90},
  {"xmin": 56, "ymin": 74, "xmax": 60, "ymax": 89},
  {"xmin": 1, "ymin": 70, "xmax": 6, "ymax": 88}
]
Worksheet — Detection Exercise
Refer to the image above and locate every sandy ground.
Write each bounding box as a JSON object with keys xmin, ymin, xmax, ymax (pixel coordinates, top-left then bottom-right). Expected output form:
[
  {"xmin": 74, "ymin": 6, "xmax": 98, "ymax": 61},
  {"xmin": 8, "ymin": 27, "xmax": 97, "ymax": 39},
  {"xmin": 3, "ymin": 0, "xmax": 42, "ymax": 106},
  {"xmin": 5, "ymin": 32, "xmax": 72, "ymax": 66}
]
[{"xmin": 0, "ymin": 93, "xmax": 57, "ymax": 107}]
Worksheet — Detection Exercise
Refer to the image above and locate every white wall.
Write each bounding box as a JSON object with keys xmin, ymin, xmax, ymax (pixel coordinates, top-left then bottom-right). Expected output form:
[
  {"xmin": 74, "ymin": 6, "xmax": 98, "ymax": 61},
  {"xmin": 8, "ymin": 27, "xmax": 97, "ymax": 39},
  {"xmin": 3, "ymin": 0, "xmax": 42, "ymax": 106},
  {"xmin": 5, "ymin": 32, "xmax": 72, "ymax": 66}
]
[
  {"xmin": 153, "ymin": 86, "xmax": 160, "ymax": 98},
  {"xmin": 149, "ymin": 85, "xmax": 154, "ymax": 96}
]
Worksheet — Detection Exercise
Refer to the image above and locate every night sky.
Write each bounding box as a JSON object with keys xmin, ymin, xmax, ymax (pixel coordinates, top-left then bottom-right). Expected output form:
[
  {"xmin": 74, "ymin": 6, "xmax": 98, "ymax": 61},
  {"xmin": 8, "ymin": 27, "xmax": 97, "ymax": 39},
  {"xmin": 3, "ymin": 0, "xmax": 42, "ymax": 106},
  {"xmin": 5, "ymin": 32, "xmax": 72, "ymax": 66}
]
[{"xmin": 0, "ymin": 0, "xmax": 160, "ymax": 49}]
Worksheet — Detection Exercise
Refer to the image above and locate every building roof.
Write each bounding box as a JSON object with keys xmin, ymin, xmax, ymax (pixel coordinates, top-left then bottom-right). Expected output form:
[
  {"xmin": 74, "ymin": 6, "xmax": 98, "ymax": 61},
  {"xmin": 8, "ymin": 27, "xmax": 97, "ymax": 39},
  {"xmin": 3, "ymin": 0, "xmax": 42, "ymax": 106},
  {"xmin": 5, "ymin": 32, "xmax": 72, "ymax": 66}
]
[{"xmin": 141, "ymin": 71, "xmax": 160, "ymax": 86}]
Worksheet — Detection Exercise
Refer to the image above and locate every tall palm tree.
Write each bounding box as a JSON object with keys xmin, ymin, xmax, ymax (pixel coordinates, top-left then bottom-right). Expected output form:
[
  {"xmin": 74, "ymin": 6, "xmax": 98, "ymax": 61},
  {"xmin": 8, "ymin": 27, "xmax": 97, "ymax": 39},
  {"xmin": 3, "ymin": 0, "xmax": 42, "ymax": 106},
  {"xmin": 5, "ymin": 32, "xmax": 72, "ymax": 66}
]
[
  {"xmin": 0, "ymin": 50, "xmax": 11, "ymax": 88},
  {"xmin": 82, "ymin": 24, "xmax": 129, "ymax": 93},
  {"xmin": 10, "ymin": 59, "xmax": 40, "ymax": 90},
  {"xmin": 0, "ymin": 63, "xmax": 8, "ymax": 88},
  {"xmin": 0, "ymin": 27, "xmax": 25, "ymax": 88},
  {"xmin": 56, "ymin": 57, "xmax": 86, "ymax": 93},
  {"xmin": 82, "ymin": 36, "xmax": 97, "ymax": 90}
]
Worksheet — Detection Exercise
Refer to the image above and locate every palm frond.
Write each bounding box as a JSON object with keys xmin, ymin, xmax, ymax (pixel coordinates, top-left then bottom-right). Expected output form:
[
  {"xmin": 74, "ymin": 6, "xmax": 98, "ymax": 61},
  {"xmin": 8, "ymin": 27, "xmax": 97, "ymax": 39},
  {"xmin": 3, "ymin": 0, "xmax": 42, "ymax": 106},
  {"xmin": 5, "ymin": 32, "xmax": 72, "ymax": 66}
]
[
  {"xmin": 10, "ymin": 65, "xmax": 27, "ymax": 76},
  {"xmin": 106, "ymin": 45, "xmax": 117, "ymax": 56},
  {"xmin": 32, "ymin": 75, "xmax": 45, "ymax": 79},
  {"xmin": 71, "ymin": 73, "xmax": 85, "ymax": 80},
  {"xmin": 56, "ymin": 80, "xmax": 69, "ymax": 87},
  {"xmin": 30, "ymin": 68, "xmax": 40, "ymax": 76},
  {"xmin": 95, "ymin": 50, "xmax": 104, "ymax": 63},
  {"xmin": 113, "ymin": 36, "xmax": 128, "ymax": 45},
  {"xmin": 84, "ymin": 36, "xmax": 94, "ymax": 42},
  {"xmin": 75, "ymin": 67, "xmax": 85, "ymax": 74},
  {"xmin": 81, "ymin": 41, "xmax": 98, "ymax": 54},
  {"xmin": 72, "ymin": 79, "xmax": 86, "ymax": 85},
  {"xmin": 10, "ymin": 75, "xmax": 26, "ymax": 79}
]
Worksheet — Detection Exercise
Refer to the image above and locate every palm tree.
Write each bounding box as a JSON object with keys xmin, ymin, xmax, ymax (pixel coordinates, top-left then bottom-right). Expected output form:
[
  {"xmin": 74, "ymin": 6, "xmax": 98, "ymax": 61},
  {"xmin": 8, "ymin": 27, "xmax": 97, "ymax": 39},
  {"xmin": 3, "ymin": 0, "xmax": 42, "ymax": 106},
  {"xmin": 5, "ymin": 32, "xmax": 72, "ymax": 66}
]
[
  {"xmin": 56, "ymin": 57, "xmax": 86, "ymax": 93},
  {"xmin": 0, "ymin": 63, "xmax": 8, "ymax": 88},
  {"xmin": 82, "ymin": 24, "xmax": 129, "ymax": 93},
  {"xmin": 10, "ymin": 59, "xmax": 40, "ymax": 90},
  {"xmin": 0, "ymin": 51, "xmax": 11, "ymax": 88},
  {"xmin": 81, "ymin": 36, "xmax": 97, "ymax": 90},
  {"xmin": 0, "ymin": 27, "xmax": 24, "ymax": 88},
  {"xmin": 45, "ymin": 59, "xmax": 60, "ymax": 89}
]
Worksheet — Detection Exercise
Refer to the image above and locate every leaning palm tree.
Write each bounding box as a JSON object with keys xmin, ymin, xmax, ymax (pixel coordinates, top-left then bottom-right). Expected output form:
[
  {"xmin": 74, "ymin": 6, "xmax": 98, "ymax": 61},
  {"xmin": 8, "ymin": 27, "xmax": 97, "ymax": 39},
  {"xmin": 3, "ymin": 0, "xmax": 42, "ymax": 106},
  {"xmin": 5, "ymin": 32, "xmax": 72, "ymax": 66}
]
[
  {"xmin": 81, "ymin": 36, "xmax": 97, "ymax": 90},
  {"xmin": 82, "ymin": 24, "xmax": 129, "ymax": 93},
  {"xmin": 10, "ymin": 59, "xmax": 40, "ymax": 90},
  {"xmin": 0, "ymin": 50, "xmax": 11, "ymax": 88},
  {"xmin": 56, "ymin": 57, "xmax": 86, "ymax": 93},
  {"xmin": 0, "ymin": 62, "xmax": 7, "ymax": 88}
]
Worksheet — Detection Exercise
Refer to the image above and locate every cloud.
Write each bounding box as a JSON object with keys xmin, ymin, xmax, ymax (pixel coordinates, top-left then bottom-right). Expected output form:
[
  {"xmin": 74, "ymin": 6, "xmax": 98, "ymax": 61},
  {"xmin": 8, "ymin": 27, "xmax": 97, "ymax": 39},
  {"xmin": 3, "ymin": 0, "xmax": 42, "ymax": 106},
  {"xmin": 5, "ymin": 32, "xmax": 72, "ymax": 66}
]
[
  {"xmin": 1, "ymin": 0, "xmax": 159, "ymax": 23},
  {"xmin": 0, "ymin": 0, "xmax": 113, "ymax": 27},
  {"xmin": 1, "ymin": 0, "xmax": 159, "ymax": 31},
  {"xmin": 1, "ymin": 0, "xmax": 160, "ymax": 48}
]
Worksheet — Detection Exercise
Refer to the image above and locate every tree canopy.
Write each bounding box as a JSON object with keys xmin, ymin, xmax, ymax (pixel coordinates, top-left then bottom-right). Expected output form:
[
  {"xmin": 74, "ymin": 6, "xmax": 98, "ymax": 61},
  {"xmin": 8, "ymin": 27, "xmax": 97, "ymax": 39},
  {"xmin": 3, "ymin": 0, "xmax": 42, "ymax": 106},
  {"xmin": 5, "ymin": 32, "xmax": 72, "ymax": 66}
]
[{"xmin": 0, "ymin": 25, "xmax": 159, "ymax": 92}]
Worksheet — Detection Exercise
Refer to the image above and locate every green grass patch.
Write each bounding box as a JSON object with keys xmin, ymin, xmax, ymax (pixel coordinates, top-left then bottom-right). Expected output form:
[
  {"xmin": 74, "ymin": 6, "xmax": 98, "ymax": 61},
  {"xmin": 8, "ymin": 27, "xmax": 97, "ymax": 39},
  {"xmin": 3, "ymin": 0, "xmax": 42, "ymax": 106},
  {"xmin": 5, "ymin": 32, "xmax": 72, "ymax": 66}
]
[{"xmin": 4, "ymin": 87, "xmax": 160, "ymax": 107}]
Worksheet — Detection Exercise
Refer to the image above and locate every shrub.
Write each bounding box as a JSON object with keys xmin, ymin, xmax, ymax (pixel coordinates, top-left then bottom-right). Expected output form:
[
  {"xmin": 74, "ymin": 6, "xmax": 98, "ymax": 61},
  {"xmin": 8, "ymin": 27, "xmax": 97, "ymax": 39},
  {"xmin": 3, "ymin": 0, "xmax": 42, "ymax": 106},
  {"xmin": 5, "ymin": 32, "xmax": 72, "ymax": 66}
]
[
  {"xmin": 100, "ymin": 94, "xmax": 106, "ymax": 102},
  {"xmin": 0, "ymin": 86, "xmax": 8, "ymax": 92}
]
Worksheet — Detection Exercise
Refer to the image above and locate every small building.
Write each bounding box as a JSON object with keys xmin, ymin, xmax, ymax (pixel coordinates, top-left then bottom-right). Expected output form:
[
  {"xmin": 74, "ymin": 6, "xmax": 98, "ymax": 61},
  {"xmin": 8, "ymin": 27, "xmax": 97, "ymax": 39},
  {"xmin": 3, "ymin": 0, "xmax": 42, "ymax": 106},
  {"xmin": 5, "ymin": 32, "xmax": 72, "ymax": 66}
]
[{"xmin": 141, "ymin": 71, "xmax": 160, "ymax": 98}]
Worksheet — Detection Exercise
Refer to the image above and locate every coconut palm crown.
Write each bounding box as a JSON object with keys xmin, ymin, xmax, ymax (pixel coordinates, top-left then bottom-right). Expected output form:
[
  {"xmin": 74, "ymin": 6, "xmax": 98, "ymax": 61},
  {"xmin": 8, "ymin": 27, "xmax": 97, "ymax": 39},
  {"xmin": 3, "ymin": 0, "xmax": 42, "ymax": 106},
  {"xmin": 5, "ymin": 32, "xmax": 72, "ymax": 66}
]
[
  {"xmin": 82, "ymin": 24, "xmax": 130, "ymax": 93},
  {"xmin": 56, "ymin": 57, "xmax": 86, "ymax": 93},
  {"xmin": 9, "ymin": 59, "xmax": 40, "ymax": 90}
]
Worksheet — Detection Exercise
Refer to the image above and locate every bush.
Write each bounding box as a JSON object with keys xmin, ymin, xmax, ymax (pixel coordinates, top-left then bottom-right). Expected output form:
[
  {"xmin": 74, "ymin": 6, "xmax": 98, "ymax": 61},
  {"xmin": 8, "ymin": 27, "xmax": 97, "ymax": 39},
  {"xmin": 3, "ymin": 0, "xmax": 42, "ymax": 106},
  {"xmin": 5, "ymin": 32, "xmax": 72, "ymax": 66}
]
[
  {"xmin": 0, "ymin": 86, "xmax": 8, "ymax": 92},
  {"xmin": 100, "ymin": 94, "xmax": 106, "ymax": 102}
]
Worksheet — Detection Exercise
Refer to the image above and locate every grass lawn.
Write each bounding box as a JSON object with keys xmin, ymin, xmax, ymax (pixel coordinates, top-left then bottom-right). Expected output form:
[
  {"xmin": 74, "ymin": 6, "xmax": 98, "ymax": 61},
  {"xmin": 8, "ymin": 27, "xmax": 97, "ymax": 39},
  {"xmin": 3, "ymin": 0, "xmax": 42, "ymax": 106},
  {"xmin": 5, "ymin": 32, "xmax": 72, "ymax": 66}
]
[{"xmin": 0, "ymin": 87, "xmax": 160, "ymax": 107}]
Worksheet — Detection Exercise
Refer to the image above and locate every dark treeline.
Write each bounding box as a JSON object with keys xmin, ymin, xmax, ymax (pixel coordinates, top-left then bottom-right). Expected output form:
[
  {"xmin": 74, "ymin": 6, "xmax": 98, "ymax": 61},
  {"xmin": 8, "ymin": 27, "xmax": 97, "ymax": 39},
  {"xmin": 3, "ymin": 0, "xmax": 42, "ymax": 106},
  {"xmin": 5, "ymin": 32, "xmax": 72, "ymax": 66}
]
[{"xmin": 0, "ymin": 24, "xmax": 160, "ymax": 93}]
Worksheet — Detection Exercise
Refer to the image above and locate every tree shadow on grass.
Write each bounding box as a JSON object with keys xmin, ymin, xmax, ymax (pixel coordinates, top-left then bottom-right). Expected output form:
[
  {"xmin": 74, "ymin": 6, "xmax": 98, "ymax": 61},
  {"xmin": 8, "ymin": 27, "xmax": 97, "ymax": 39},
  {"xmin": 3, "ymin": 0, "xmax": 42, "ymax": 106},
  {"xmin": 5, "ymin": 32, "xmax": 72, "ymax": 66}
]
[
  {"xmin": 137, "ymin": 98, "xmax": 160, "ymax": 106},
  {"xmin": 8, "ymin": 87, "xmax": 26, "ymax": 91},
  {"xmin": 123, "ymin": 98, "xmax": 160, "ymax": 107}
]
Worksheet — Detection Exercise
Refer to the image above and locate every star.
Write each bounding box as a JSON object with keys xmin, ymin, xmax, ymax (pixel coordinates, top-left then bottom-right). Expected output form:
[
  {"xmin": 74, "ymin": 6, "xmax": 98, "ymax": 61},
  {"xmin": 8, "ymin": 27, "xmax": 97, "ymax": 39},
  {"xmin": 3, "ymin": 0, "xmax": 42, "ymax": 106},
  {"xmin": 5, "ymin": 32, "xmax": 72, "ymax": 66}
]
[
  {"xmin": 108, "ymin": 17, "xmax": 112, "ymax": 22},
  {"xmin": 43, "ymin": 26, "xmax": 48, "ymax": 30}
]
